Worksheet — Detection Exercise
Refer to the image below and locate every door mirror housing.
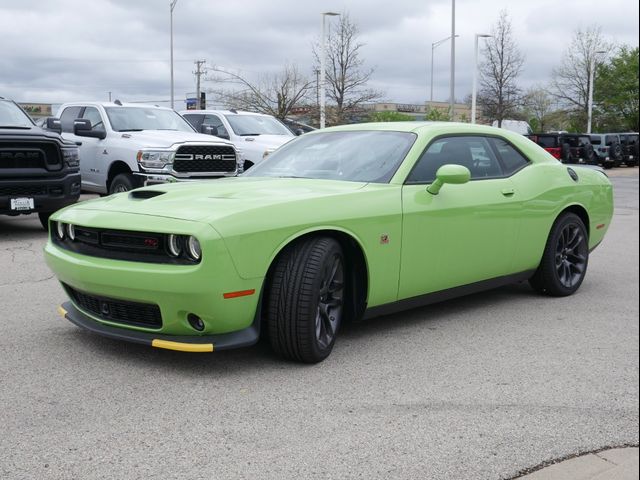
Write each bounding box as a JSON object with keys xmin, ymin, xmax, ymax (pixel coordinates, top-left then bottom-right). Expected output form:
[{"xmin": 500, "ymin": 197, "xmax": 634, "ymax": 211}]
[
  {"xmin": 427, "ymin": 164, "xmax": 471, "ymax": 195},
  {"xmin": 200, "ymin": 124, "xmax": 216, "ymax": 136},
  {"xmin": 46, "ymin": 117, "xmax": 62, "ymax": 134},
  {"xmin": 294, "ymin": 128, "xmax": 305, "ymax": 136},
  {"xmin": 73, "ymin": 118, "xmax": 106, "ymax": 139}
]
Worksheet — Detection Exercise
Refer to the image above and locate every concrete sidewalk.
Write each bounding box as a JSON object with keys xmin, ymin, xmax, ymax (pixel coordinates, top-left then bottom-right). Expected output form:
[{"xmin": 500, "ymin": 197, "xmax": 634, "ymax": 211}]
[{"xmin": 517, "ymin": 447, "xmax": 639, "ymax": 479}]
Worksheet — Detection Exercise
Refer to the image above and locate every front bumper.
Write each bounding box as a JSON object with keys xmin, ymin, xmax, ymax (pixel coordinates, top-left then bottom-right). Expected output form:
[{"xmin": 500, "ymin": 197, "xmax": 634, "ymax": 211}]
[
  {"xmin": 134, "ymin": 171, "xmax": 238, "ymax": 187},
  {"xmin": 0, "ymin": 172, "xmax": 81, "ymax": 215},
  {"xmin": 58, "ymin": 302, "xmax": 260, "ymax": 352}
]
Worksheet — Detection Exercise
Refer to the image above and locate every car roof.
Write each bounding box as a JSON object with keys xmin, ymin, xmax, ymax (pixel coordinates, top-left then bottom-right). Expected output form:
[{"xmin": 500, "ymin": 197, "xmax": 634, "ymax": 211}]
[
  {"xmin": 179, "ymin": 109, "xmax": 274, "ymax": 117},
  {"xmin": 60, "ymin": 101, "xmax": 174, "ymax": 111}
]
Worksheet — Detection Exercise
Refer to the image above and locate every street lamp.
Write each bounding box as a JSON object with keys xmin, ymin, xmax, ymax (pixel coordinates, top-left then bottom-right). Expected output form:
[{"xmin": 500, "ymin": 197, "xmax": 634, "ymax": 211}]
[
  {"xmin": 430, "ymin": 35, "xmax": 459, "ymax": 102},
  {"xmin": 587, "ymin": 50, "xmax": 606, "ymax": 134},
  {"xmin": 471, "ymin": 33, "xmax": 492, "ymax": 124},
  {"xmin": 449, "ymin": 0, "xmax": 455, "ymax": 121},
  {"xmin": 320, "ymin": 12, "xmax": 340, "ymax": 129},
  {"xmin": 170, "ymin": 0, "xmax": 178, "ymax": 110}
]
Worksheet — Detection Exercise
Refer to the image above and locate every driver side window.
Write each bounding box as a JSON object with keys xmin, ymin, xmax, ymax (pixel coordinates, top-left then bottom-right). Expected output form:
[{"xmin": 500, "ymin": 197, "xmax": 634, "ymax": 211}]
[
  {"xmin": 204, "ymin": 115, "xmax": 228, "ymax": 138},
  {"xmin": 406, "ymin": 136, "xmax": 503, "ymax": 184},
  {"xmin": 81, "ymin": 107, "xmax": 106, "ymax": 133}
]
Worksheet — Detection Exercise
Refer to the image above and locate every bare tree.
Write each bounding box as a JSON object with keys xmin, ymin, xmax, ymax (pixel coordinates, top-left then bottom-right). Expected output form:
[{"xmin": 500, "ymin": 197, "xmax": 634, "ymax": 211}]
[
  {"xmin": 478, "ymin": 10, "xmax": 525, "ymax": 127},
  {"xmin": 313, "ymin": 13, "xmax": 383, "ymax": 125},
  {"xmin": 207, "ymin": 64, "xmax": 313, "ymax": 120},
  {"xmin": 550, "ymin": 25, "xmax": 612, "ymax": 128},
  {"xmin": 523, "ymin": 86, "xmax": 554, "ymax": 132}
]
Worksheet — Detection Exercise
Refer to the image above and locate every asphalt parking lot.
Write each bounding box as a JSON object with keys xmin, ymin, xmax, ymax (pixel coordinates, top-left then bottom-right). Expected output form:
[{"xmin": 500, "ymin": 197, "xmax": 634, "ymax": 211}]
[{"xmin": 0, "ymin": 168, "xmax": 638, "ymax": 480}]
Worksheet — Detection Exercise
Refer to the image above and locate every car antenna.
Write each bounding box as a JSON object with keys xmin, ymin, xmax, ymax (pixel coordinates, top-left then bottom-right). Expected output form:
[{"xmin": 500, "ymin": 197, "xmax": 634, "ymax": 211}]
[{"xmin": 114, "ymin": 99, "xmax": 122, "ymax": 106}]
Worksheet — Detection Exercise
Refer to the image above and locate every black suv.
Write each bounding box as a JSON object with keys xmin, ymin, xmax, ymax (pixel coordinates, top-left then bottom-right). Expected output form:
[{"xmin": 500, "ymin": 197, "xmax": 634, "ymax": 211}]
[
  {"xmin": 528, "ymin": 133, "xmax": 595, "ymax": 164},
  {"xmin": 1, "ymin": 97, "xmax": 81, "ymax": 229},
  {"xmin": 617, "ymin": 133, "xmax": 639, "ymax": 167}
]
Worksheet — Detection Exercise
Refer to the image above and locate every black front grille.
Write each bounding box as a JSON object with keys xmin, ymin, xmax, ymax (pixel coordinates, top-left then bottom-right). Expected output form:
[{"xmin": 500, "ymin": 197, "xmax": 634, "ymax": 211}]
[
  {"xmin": 174, "ymin": 145, "xmax": 236, "ymax": 173},
  {"xmin": 53, "ymin": 226, "xmax": 199, "ymax": 265},
  {"xmin": 0, "ymin": 185, "xmax": 48, "ymax": 196},
  {"xmin": 0, "ymin": 141, "xmax": 62, "ymax": 170},
  {"xmin": 63, "ymin": 283, "xmax": 162, "ymax": 328}
]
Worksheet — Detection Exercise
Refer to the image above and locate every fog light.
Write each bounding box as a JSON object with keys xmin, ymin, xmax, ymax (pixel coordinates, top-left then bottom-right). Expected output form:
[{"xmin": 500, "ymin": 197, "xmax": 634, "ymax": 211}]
[
  {"xmin": 167, "ymin": 234, "xmax": 182, "ymax": 257},
  {"xmin": 67, "ymin": 223, "xmax": 75, "ymax": 241},
  {"xmin": 188, "ymin": 314, "xmax": 205, "ymax": 331},
  {"xmin": 56, "ymin": 222, "xmax": 65, "ymax": 240}
]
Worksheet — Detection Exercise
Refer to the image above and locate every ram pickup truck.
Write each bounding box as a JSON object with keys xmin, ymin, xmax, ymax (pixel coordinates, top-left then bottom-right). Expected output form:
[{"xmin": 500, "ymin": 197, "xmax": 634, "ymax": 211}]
[
  {"xmin": 180, "ymin": 109, "xmax": 295, "ymax": 170},
  {"xmin": 50, "ymin": 101, "xmax": 241, "ymax": 194},
  {"xmin": 0, "ymin": 97, "xmax": 81, "ymax": 229}
]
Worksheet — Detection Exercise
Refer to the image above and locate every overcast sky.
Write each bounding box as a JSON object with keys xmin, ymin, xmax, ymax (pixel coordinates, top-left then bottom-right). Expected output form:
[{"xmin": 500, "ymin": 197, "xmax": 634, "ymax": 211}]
[{"xmin": 0, "ymin": 0, "xmax": 638, "ymax": 108}]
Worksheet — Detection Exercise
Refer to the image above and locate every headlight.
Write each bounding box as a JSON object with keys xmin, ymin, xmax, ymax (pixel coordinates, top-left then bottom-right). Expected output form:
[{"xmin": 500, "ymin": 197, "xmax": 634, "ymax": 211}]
[
  {"xmin": 186, "ymin": 236, "xmax": 201, "ymax": 261},
  {"xmin": 66, "ymin": 223, "xmax": 75, "ymax": 241},
  {"xmin": 62, "ymin": 147, "xmax": 80, "ymax": 168},
  {"xmin": 167, "ymin": 234, "xmax": 182, "ymax": 257},
  {"xmin": 55, "ymin": 222, "xmax": 65, "ymax": 240},
  {"xmin": 136, "ymin": 150, "xmax": 175, "ymax": 169}
]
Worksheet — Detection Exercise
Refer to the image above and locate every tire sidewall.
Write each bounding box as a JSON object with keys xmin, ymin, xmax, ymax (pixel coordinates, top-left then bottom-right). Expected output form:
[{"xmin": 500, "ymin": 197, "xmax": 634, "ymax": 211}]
[
  {"xmin": 109, "ymin": 173, "xmax": 134, "ymax": 194},
  {"xmin": 546, "ymin": 214, "xmax": 589, "ymax": 295}
]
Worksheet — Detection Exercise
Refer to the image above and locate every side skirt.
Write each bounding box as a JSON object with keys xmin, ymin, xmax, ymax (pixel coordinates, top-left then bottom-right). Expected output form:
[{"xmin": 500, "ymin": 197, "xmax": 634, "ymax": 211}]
[{"xmin": 362, "ymin": 270, "xmax": 536, "ymax": 320}]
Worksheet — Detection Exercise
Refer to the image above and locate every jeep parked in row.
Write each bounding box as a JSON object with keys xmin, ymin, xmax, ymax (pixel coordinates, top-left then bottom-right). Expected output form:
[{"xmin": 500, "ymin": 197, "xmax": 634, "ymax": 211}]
[
  {"xmin": 0, "ymin": 97, "xmax": 81, "ymax": 229},
  {"xmin": 47, "ymin": 101, "xmax": 241, "ymax": 194},
  {"xmin": 527, "ymin": 133, "xmax": 596, "ymax": 165}
]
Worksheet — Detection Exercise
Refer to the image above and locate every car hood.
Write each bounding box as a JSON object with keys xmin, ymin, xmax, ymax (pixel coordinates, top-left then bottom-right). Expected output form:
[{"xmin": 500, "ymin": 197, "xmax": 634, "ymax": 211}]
[
  {"xmin": 117, "ymin": 130, "xmax": 234, "ymax": 149},
  {"xmin": 69, "ymin": 177, "xmax": 368, "ymax": 223}
]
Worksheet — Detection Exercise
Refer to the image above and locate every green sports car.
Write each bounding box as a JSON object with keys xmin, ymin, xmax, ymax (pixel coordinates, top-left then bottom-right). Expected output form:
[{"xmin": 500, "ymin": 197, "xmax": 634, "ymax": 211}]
[{"xmin": 44, "ymin": 122, "xmax": 613, "ymax": 363}]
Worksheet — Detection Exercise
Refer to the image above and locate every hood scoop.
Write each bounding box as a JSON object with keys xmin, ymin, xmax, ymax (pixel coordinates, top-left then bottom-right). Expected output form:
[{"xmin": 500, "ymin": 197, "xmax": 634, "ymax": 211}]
[{"xmin": 129, "ymin": 190, "xmax": 166, "ymax": 200}]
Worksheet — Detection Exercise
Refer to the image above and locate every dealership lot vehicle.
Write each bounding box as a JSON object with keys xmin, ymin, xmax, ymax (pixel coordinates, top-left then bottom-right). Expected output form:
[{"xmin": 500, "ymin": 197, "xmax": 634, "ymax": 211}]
[
  {"xmin": 43, "ymin": 123, "xmax": 613, "ymax": 363},
  {"xmin": 528, "ymin": 133, "xmax": 596, "ymax": 164},
  {"xmin": 0, "ymin": 97, "xmax": 80, "ymax": 229},
  {"xmin": 590, "ymin": 133, "xmax": 623, "ymax": 168},
  {"xmin": 617, "ymin": 132, "xmax": 639, "ymax": 167},
  {"xmin": 181, "ymin": 109, "xmax": 295, "ymax": 170},
  {"xmin": 48, "ymin": 102, "xmax": 241, "ymax": 194}
]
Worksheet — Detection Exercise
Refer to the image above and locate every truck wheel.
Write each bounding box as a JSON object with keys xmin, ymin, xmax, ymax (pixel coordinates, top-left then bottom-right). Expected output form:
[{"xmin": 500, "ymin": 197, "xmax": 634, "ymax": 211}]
[
  {"xmin": 267, "ymin": 236, "xmax": 345, "ymax": 363},
  {"xmin": 38, "ymin": 212, "xmax": 52, "ymax": 230},
  {"xmin": 109, "ymin": 173, "xmax": 135, "ymax": 194}
]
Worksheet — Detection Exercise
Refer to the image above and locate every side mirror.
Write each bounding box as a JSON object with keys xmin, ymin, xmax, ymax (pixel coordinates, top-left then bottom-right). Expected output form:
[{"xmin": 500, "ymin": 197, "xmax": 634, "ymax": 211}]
[
  {"xmin": 427, "ymin": 164, "xmax": 471, "ymax": 195},
  {"xmin": 73, "ymin": 118, "xmax": 106, "ymax": 139},
  {"xmin": 294, "ymin": 128, "xmax": 305, "ymax": 136},
  {"xmin": 46, "ymin": 117, "xmax": 62, "ymax": 134},
  {"xmin": 200, "ymin": 124, "xmax": 216, "ymax": 135}
]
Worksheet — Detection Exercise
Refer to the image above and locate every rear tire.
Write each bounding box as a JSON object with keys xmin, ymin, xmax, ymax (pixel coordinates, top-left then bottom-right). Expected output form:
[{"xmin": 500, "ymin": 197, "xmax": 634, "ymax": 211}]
[
  {"xmin": 529, "ymin": 213, "xmax": 589, "ymax": 296},
  {"xmin": 108, "ymin": 173, "xmax": 135, "ymax": 194},
  {"xmin": 267, "ymin": 237, "xmax": 345, "ymax": 363}
]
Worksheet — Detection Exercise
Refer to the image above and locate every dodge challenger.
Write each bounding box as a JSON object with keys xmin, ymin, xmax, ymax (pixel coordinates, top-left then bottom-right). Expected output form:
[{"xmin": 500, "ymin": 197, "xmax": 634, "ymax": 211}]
[{"xmin": 44, "ymin": 123, "xmax": 614, "ymax": 363}]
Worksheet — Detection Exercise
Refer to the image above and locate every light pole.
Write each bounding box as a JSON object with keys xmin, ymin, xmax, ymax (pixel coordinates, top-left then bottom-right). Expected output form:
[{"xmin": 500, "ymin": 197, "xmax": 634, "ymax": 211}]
[
  {"xmin": 170, "ymin": 0, "xmax": 178, "ymax": 110},
  {"xmin": 320, "ymin": 12, "xmax": 339, "ymax": 129},
  {"xmin": 587, "ymin": 50, "xmax": 606, "ymax": 134},
  {"xmin": 430, "ymin": 35, "xmax": 458, "ymax": 102},
  {"xmin": 449, "ymin": 0, "xmax": 455, "ymax": 121},
  {"xmin": 471, "ymin": 33, "xmax": 492, "ymax": 124}
]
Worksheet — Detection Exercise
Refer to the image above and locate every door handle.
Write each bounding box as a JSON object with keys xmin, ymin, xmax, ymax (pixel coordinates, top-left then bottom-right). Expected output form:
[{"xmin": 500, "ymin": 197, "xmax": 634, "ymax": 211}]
[{"xmin": 501, "ymin": 188, "xmax": 515, "ymax": 196}]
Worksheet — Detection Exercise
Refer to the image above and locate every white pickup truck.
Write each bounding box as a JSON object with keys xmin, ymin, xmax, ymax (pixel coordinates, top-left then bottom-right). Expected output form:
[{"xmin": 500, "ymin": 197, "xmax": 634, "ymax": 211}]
[
  {"xmin": 51, "ymin": 101, "xmax": 241, "ymax": 194},
  {"xmin": 180, "ymin": 109, "xmax": 296, "ymax": 170}
]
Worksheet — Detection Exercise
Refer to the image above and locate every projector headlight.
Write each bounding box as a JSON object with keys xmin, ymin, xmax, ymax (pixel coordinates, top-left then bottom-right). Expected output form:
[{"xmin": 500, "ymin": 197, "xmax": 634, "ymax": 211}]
[{"xmin": 136, "ymin": 150, "xmax": 175, "ymax": 169}]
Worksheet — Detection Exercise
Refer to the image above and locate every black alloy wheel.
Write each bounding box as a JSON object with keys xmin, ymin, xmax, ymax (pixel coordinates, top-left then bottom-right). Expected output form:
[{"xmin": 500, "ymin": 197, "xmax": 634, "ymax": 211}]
[
  {"xmin": 530, "ymin": 212, "xmax": 589, "ymax": 296},
  {"xmin": 267, "ymin": 236, "xmax": 345, "ymax": 363}
]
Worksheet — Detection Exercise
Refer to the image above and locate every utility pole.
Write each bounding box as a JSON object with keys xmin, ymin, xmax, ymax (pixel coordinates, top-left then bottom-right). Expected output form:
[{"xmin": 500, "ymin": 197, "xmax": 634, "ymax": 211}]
[
  {"xmin": 449, "ymin": 0, "xmax": 456, "ymax": 121},
  {"xmin": 193, "ymin": 59, "xmax": 207, "ymax": 109}
]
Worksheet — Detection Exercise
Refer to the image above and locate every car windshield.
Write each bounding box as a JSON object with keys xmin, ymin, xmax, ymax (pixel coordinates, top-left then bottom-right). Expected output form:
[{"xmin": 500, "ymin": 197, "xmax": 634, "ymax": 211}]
[
  {"xmin": 0, "ymin": 100, "xmax": 34, "ymax": 128},
  {"xmin": 104, "ymin": 107, "xmax": 195, "ymax": 132},
  {"xmin": 244, "ymin": 130, "xmax": 417, "ymax": 183},
  {"xmin": 224, "ymin": 114, "xmax": 293, "ymax": 136}
]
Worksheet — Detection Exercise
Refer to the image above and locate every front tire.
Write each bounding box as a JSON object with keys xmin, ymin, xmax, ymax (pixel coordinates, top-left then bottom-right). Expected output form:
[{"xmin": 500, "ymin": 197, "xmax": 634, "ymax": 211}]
[
  {"xmin": 267, "ymin": 237, "xmax": 345, "ymax": 363},
  {"xmin": 529, "ymin": 213, "xmax": 589, "ymax": 296},
  {"xmin": 109, "ymin": 173, "xmax": 135, "ymax": 194}
]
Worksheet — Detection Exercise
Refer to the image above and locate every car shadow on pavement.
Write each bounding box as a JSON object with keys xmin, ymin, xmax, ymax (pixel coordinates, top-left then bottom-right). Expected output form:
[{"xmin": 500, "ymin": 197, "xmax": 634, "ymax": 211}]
[{"xmin": 58, "ymin": 280, "xmax": 538, "ymax": 374}]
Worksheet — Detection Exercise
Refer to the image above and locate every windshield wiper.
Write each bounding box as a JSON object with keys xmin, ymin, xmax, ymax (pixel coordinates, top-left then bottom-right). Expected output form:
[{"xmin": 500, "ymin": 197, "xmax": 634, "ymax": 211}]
[
  {"xmin": 239, "ymin": 133, "xmax": 262, "ymax": 136},
  {"xmin": 118, "ymin": 129, "xmax": 144, "ymax": 132}
]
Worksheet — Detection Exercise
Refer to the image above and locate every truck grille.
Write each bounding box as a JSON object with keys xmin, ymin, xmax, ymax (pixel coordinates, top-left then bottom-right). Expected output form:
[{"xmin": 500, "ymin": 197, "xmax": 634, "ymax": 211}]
[
  {"xmin": 0, "ymin": 141, "xmax": 62, "ymax": 170},
  {"xmin": 63, "ymin": 283, "xmax": 162, "ymax": 328},
  {"xmin": 0, "ymin": 185, "xmax": 48, "ymax": 196},
  {"xmin": 174, "ymin": 145, "xmax": 237, "ymax": 173}
]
